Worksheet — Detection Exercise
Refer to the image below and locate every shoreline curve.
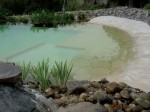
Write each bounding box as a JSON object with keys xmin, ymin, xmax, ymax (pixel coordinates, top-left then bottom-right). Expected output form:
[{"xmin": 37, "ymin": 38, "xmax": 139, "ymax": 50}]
[{"xmin": 89, "ymin": 16, "xmax": 150, "ymax": 92}]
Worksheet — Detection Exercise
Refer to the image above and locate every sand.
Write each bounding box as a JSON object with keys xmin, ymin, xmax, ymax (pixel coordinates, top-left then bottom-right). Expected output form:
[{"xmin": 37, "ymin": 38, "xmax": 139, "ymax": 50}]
[{"xmin": 90, "ymin": 16, "xmax": 150, "ymax": 92}]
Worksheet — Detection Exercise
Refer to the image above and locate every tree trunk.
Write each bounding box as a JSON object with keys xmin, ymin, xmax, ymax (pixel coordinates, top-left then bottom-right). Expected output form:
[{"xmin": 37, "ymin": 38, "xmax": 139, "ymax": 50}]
[{"xmin": 62, "ymin": 0, "xmax": 67, "ymax": 13}]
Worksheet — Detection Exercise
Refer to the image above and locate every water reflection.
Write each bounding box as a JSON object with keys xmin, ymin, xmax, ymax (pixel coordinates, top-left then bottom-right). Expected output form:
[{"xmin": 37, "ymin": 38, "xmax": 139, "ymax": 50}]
[
  {"xmin": 30, "ymin": 26, "xmax": 49, "ymax": 32},
  {"xmin": 0, "ymin": 25, "xmax": 9, "ymax": 41},
  {"xmin": 0, "ymin": 25, "xmax": 8, "ymax": 32}
]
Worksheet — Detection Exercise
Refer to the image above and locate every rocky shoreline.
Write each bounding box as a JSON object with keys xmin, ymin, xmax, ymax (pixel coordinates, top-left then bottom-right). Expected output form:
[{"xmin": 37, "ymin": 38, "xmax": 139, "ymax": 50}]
[
  {"xmin": 26, "ymin": 79, "xmax": 150, "ymax": 112},
  {"xmin": 71, "ymin": 7, "xmax": 150, "ymax": 25}
]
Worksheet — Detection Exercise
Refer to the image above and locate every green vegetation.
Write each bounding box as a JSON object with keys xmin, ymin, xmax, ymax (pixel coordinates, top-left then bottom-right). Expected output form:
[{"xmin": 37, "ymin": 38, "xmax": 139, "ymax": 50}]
[
  {"xmin": 7, "ymin": 15, "xmax": 29, "ymax": 24},
  {"xmin": 66, "ymin": 0, "xmax": 106, "ymax": 11},
  {"xmin": 30, "ymin": 10, "xmax": 74, "ymax": 27},
  {"xmin": 51, "ymin": 61, "xmax": 73, "ymax": 86},
  {"xmin": 144, "ymin": 3, "xmax": 150, "ymax": 9},
  {"xmin": 18, "ymin": 59, "xmax": 73, "ymax": 90},
  {"xmin": 31, "ymin": 59, "xmax": 50, "ymax": 90},
  {"xmin": 20, "ymin": 62, "xmax": 31, "ymax": 80},
  {"xmin": 0, "ymin": 7, "xmax": 10, "ymax": 24}
]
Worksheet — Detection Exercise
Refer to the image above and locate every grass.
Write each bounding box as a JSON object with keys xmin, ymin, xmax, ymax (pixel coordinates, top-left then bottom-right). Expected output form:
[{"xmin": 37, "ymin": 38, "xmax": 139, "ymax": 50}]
[
  {"xmin": 31, "ymin": 59, "xmax": 50, "ymax": 90},
  {"xmin": 50, "ymin": 61, "xmax": 73, "ymax": 86},
  {"xmin": 20, "ymin": 62, "xmax": 31, "ymax": 80}
]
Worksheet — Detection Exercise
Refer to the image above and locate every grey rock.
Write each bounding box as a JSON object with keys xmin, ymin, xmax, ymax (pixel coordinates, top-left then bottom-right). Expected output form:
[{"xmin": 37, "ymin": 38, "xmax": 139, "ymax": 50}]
[
  {"xmin": 59, "ymin": 102, "xmax": 101, "ymax": 112},
  {"xmin": 130, "ymin": 92, "xmax": 140, "ymax": 100},
  {"xmin": 67, "ymin": 79, "xmax": 90, "ymax": 94},
  {"xmin": 132, "ymin": 105, "xmax": 144, "ymax": 112},
  {"xmin": 120, "ymin": 89, "xmax": 130, "ymax": 99},
  {"xmin": 139, "ymin": 92, "xmax": 150, "ymax": 101},
  {"xmin": 114, "ymin": 93, "xmax": 122, "ymax": 99},
  {"xmin": 135, "ymin": 98, "xmax": 150, "ymax": 109}
]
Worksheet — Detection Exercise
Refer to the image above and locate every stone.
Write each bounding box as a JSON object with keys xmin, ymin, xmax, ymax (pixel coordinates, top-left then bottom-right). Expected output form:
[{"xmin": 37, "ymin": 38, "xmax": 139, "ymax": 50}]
[
  {"xmin": 142, "ymin": 110, "xmax": 150, "ymax": 112},
  {"xmin": 79, "ymin": 93, "xmax": 88, "ymax": 101},
  {"xmin": 139, "ymin": 92, "xmax": 150, "ymax": 101},
  {"xmin": 91, "ymin": 81, "xmax": 101, "ymax": 88},
  {"xmin": 129, "ymin": 103, "xmax": 136, "ymax": 109},
  {"xmin": 132, "ymin": 105, "xmax": 144, "ymax": 112},
  {"xmin": 120, "ymin": 89, "xmax": 130, "ymax": 99},
  {"xmin": 67, "ymin": 79, "xmax": 89, "ymax": 94},
  {"xmin": 130, "ymin": 92, "xmax": 140, "ymax": 100},
  {"xmin": 59, "ymin": 102, "xmax": 101, "ymax": 112},
  {"xmin": 45, "ymin": 87, "xmax": 55, "ymax": 98},
  {"xmin": 53, "ymin": 98, "xmax": 66, "ymax": 106},
  {"xmin": 70, "ymin": 95, "xmax": 79, "ymax": 104},
  {"xmin": 135, "ymin": 98, "xmax": 150, "ymax": 109},
  {"xmin": 98, "ymin": 78, "xmax": 109, "ymax": 84},
  {"xmin": 0, "ymin": 62, "xmax": 21, "ymax": 84},
  {"xmin": 114, "ymin": 93, "xmax": 122, "ymax": 99},
  {"xmin": 106, "ymin": 82, "xmax": 122, "ymax": 93},
  {"xmin": 93, "ymin": 90, "xmax": 113, "ymax": 104},
  {"xmin": 24, "ymin": 83, "xmax": 38, "ymax": 89},
  {"xmin": 118, "ymin": 82, "xmax": 127, "ymax": 88},
  {"xmin": 0, "ymin": 85, "xmax": 37, "ymax": 112},
  {"xmin": 104, "ymin": 104, "xmax": 114, "ymax": 112}
]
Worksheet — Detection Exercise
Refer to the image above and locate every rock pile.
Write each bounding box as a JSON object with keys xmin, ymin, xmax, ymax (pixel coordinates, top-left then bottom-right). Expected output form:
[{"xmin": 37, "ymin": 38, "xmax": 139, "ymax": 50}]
[
  {"xmin": 43, "ymin": 79, "xmax": 150, "ymax": 112},
  {"xmin": 71, "ymin": 7, "xmax": 150, "ymax": 25}
]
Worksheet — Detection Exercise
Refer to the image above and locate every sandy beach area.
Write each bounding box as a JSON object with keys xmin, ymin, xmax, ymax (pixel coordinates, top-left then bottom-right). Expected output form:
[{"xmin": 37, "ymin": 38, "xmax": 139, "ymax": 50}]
[{"xmin": 90, "ymin": 16, "xmax": 150, "ymax": 92}]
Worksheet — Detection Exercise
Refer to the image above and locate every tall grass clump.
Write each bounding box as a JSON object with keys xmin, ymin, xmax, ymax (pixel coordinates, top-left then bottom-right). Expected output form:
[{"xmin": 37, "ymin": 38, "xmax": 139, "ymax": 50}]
[
  {"xmin": 20, "ymin": 62, "xmax": 31, "ymax": 80},
  {"xmin": 50, "ymin": 61, "xmax": 73, "ymax": 86},
  {"xmin": 31, "ymin": 59, "xmax": 50, "ymax": 90}
]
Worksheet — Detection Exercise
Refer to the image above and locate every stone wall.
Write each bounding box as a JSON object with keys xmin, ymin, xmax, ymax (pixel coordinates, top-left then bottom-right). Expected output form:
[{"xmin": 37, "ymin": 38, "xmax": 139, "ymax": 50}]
[{"xmin": 71, "ymin": 7, "xmax": 150, "ymax": 25}]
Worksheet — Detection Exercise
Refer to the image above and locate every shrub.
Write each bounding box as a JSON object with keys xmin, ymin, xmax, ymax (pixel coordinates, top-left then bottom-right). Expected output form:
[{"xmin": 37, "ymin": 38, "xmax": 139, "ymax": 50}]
[
  {"xmin": 144, "ymin": 3, "xmax": 150, "ymax": 9},
  {"xmin": 30, "ymin": 10, "xmax": 75, "ymax": 27},
  {"xmin": 50, "ymin": 61, "xmax": 73, "ymax": 86},
  {"xmin": 31, "ymin": 59, "xmax": 50, "ymax": 90},
  {"xmin": 30, "ymin": 10, "xmax": 53, "ymax": 27},
  {"xmin": 78, "ymin": 13, "xmax": 87, "ymax": 22}
]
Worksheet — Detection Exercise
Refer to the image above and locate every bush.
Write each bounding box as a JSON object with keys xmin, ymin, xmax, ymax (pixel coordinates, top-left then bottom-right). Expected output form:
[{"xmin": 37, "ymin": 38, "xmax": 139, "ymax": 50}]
[
  {"xmin": 50, "ymin": 61, "xmax": 73, "ymax": 86},
  {"xmin": 144, "ymin": 3, "xmax": 150, "ymax": 9},
  {"xmin": 30, "ymin": 10, "xmax": 53, "ymax": 27},
  {"xmin": 31, "ymin": 59, "xmax": 50, "ymax": 90},
  {"xmin": 30, "ymin": 10, "xmax": 75, "ymax": 27}
]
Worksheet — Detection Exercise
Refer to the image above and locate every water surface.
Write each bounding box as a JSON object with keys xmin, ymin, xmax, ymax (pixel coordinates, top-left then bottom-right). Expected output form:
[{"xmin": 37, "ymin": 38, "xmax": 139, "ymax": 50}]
[{"xmin": 0, "ymin": 23, "xmax": 133, "ymax": 80}]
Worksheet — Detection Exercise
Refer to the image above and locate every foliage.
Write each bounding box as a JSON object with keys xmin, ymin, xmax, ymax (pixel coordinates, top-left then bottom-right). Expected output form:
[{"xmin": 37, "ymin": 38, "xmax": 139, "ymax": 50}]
[
  {"xmin": 30, "ymin": 10, "xmax": 75, "ymax": 27},
  {"xmin": 66, "ymin": 0, "xmax": 81, "ymax": 11},
  {"xmin": 7, "ymin": 15, "xmax": 30, "ymax": 24},
  {"xmin": 31, "ymin": 59, "xmax": 50, "ymax": 90},
  {"xmin": 50, "ymin": 61, "xmax": 73, "ymax": 86},
  {"xmin": 20, "ymin": 62, "xmax": 31, "ymax": 80},
  {"xmin": 30, "ymin": 10, "xmax": 53, "ymax": 27},
  {"xmin": 144, "ymin": 3, "xmax": 150, "ymax": 9},
  {"xmin": 78, "ymin": 13, "xmax": 87, "ymax": 22},
  {"xmin": 0, "ymin": 7, "xmax": 10, "ymax": 23},
  {"xmin": 0, "ymin": 0, "xmax": 26, "ymax": 15}
]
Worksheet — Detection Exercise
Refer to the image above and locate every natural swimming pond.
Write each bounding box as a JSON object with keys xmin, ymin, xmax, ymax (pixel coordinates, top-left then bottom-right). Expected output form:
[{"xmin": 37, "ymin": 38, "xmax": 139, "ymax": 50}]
[{"xmin": 0, "ymin": 23, "xmax": 133, "ymax": 80}]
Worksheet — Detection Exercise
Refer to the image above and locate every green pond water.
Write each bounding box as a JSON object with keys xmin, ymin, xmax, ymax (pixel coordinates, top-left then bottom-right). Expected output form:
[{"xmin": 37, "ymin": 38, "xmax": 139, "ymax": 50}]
[{"xmin": 0, "ymin": 23, "xmax": 133, "ymax": 80}]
